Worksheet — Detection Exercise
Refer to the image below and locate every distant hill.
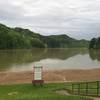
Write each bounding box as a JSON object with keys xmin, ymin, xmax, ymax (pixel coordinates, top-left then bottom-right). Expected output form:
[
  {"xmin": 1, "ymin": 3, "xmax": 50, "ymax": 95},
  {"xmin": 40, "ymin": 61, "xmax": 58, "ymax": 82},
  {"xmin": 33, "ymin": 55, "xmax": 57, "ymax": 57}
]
[{"xmin": 0, "ymin": 23, "xmax": 89, "ymax": 49}]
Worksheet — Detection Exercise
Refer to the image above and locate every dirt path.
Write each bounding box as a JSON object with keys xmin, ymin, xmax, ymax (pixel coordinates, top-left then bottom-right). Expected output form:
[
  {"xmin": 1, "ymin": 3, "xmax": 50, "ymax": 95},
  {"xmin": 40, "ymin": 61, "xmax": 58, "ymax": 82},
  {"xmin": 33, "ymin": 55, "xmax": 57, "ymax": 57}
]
[
  {"xmin": 55, "ymin": 89, "xmax": 100, "ymax": 100},
  {"xmin": 93, "ymin": 97, "xmax": 100, "ymax": 100},
  {"xmin": 0, "ymin": 68, "xmax": 100, "ymax": 100},
  {"xmin": 55, "ymin": 90, "xmax": 70, "ymax": 96},
  {"xmin": 0, "ymin": 69, "xmax": 100, "ymax": 84}
]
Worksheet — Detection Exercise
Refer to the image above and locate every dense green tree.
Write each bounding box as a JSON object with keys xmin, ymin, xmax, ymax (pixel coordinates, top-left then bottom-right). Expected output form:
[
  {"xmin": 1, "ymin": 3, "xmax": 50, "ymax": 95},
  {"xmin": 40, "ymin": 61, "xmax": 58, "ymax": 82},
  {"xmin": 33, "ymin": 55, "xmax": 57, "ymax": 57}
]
[
  {"xmin": 0, "ymin": 23, "xmax": 89, "ymax": 49},
  {"xmin": 96, "ymin": 37, "xmax": 100, "ymax": 49},
  {"xmin": 89, "ymin": 38, "xmax": 96, "ymax": 49},
  {"xmin": 31, "ymin": 38, "xmax": 45, "ymax": 48},
  {"xmin": 89, "ymin": 37, "xmax": 100, "ymax": 49}
]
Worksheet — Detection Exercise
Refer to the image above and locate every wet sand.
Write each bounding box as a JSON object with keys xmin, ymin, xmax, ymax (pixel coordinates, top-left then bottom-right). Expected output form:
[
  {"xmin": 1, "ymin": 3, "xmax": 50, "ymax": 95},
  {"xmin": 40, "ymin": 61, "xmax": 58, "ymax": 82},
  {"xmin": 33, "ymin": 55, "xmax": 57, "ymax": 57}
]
[{"xmin": 0, "ymin": 69, "xmax": 100, "ymax": 84}]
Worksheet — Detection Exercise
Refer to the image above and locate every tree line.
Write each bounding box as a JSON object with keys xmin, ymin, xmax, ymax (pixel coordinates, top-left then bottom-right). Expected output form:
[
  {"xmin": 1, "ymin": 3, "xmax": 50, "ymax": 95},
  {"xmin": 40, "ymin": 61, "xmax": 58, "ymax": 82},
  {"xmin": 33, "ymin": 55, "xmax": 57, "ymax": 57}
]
[{"xmin": 0, "ymin": 23, "xmax": 89, "ymax": 49}]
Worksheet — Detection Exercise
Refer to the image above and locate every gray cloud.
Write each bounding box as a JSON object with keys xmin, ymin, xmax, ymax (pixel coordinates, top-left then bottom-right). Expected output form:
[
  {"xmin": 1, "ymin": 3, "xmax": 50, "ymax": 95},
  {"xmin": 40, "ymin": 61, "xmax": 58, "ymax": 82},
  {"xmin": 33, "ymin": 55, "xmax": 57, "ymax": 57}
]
[{"xmin": 0, "ymin": 0, "xmax": 100, "ymax": 40}]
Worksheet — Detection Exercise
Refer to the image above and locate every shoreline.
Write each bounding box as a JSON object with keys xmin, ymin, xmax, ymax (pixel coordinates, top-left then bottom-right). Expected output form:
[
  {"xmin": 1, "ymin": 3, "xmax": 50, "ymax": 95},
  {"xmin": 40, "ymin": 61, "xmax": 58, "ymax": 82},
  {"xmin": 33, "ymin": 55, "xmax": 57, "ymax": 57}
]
[{"xmin": 0, "ymin": 68, "xmax": 100, "ymax": 85}]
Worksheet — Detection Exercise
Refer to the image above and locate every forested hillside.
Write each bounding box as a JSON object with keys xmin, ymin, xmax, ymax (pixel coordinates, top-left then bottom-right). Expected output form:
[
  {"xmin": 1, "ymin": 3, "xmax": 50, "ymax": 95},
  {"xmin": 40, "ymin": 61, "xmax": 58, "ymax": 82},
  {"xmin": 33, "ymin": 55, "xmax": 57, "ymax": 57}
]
[
  {"xmin": 89, "ymin": 37, "xmax": 100, "ymax": 49},
  {"xmin": 0, "ymin": 23, "xmax": 89, "ymax": 49}
]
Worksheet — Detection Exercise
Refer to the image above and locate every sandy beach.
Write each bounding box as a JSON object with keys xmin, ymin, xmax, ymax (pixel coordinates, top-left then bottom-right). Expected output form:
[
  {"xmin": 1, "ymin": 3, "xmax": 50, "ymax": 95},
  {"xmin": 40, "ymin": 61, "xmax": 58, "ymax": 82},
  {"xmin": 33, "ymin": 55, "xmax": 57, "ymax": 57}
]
[{"xmin": 0, "ymin": 68, "xmax": 100, "ymax": 84}]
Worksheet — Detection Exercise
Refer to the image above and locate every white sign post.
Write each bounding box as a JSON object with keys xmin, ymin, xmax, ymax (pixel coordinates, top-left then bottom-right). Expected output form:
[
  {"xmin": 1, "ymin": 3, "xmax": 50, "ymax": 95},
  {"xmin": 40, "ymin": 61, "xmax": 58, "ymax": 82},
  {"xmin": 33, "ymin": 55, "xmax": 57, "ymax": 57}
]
[
  {"xmin": 34, "ymin": 66, "xmax": 42, "ymax": 80},
  {"xmin": 32, "ymin": 66, "xmax": 44, "ymax": 86}
]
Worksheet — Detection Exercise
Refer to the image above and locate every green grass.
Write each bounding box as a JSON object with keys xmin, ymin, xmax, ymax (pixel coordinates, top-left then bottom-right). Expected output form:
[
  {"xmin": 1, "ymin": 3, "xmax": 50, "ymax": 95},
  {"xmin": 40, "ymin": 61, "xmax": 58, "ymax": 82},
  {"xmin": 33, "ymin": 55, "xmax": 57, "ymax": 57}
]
[{"xmin": 0, "ymin": 83, "xmax": 92, "ymax": 100}]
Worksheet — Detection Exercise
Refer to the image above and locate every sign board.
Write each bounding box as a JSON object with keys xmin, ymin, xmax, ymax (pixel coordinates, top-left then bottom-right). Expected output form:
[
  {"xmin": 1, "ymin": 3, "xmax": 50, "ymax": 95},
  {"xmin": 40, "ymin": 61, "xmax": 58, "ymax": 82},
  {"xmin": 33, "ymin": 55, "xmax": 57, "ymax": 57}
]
[{"xmin": 34, "ymin": 66, "xmax": 42, "ymax": 80}]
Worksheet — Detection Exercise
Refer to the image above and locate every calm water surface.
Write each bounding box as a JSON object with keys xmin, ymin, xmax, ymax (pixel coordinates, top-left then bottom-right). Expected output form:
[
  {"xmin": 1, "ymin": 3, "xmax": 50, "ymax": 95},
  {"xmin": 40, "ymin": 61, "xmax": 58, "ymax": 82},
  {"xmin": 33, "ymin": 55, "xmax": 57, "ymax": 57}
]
[{"xmin": 0, "ymin": 48, "xmax": 100, "ymax": 72}]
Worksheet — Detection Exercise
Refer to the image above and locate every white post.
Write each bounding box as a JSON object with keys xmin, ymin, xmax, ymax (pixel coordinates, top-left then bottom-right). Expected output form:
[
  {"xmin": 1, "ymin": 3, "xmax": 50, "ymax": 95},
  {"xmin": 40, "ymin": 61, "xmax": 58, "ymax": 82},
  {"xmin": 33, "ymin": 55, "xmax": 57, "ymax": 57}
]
[{"xmin": 34, "ymin": 66, "xmax": 43, "ymax": 81}]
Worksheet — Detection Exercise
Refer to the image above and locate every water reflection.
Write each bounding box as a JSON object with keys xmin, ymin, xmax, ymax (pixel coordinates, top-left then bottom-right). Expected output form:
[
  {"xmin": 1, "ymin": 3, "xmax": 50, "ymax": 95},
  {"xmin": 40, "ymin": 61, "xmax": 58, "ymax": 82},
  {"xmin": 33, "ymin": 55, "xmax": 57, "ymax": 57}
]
[
  {"xmin": 0, "ymin": 48, "xmax": 87, "ymax": 70},
  {"xmin": 89, "ymin": 50, "xmax": 100, "ymax": 61}
]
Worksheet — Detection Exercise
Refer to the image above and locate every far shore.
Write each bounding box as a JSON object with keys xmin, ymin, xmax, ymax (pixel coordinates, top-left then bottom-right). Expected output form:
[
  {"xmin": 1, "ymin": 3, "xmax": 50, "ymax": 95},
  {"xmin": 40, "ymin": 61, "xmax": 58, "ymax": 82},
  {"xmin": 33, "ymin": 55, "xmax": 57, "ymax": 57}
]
[{"xmin": 0, "ymin": 68, "xmax": 100, "ymax": 85}]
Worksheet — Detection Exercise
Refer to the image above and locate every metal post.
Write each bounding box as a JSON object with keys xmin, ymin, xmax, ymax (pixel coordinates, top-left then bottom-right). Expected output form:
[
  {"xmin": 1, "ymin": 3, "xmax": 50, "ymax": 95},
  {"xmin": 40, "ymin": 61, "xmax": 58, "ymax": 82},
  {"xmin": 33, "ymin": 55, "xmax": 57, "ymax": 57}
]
[
  {"xmin": 78, "ymin": 83, "xmax": 80, "ymax": 95},
  {"xmin": 97, "ymin": 81, "xmax": 99, "ymax": 96},
  {"xmin": 86, "ymin": 82, "xmax": 88, "ymax": 95},
  {"xmin": 72, "ymin": 84, "xmax": 74, "ymax": 94}
]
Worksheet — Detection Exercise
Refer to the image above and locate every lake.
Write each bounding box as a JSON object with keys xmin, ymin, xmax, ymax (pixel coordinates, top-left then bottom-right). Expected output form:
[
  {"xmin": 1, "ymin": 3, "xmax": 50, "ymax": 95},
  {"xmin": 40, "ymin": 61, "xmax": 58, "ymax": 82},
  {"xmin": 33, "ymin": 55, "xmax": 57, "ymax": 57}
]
[{"xmin": 0, "ymin": 48, "xmax": 100, "ymax": 72}]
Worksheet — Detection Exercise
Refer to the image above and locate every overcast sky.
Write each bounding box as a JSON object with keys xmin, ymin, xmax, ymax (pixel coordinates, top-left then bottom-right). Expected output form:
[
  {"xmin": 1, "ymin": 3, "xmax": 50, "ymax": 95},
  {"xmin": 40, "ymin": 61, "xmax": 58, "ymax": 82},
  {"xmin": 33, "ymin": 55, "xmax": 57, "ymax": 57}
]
[{"xmin": 0, "ymin": 0, "xmax": 100, "ymax": 40}]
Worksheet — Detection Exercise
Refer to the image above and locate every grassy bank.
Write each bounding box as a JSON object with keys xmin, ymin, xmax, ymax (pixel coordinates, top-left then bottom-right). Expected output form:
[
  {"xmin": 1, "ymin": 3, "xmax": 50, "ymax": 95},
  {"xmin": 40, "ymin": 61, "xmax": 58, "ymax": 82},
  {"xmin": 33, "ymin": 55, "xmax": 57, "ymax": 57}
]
[{"xmin": 0, "ymin": 83, "xmax": 92, "ymax": 100}]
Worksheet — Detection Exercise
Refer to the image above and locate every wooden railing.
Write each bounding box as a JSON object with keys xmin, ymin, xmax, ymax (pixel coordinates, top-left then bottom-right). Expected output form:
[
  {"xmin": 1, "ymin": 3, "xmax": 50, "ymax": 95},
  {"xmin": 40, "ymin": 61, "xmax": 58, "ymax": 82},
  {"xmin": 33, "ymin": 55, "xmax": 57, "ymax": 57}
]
[{"xmin": 71, "ymin": 81, "xmax": 100, "ymax": 97}]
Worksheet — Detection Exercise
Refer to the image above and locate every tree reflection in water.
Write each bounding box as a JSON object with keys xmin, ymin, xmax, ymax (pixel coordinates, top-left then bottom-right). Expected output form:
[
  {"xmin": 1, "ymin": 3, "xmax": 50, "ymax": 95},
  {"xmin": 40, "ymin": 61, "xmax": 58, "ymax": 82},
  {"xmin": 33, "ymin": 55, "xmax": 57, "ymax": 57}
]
[
  {"xmin": 0, "ymin": 48, "xmax": 88, "ymax": 70},
  {"xmin": 89, "ymin": 50, "xmax": 100, "ymax": 61}
]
